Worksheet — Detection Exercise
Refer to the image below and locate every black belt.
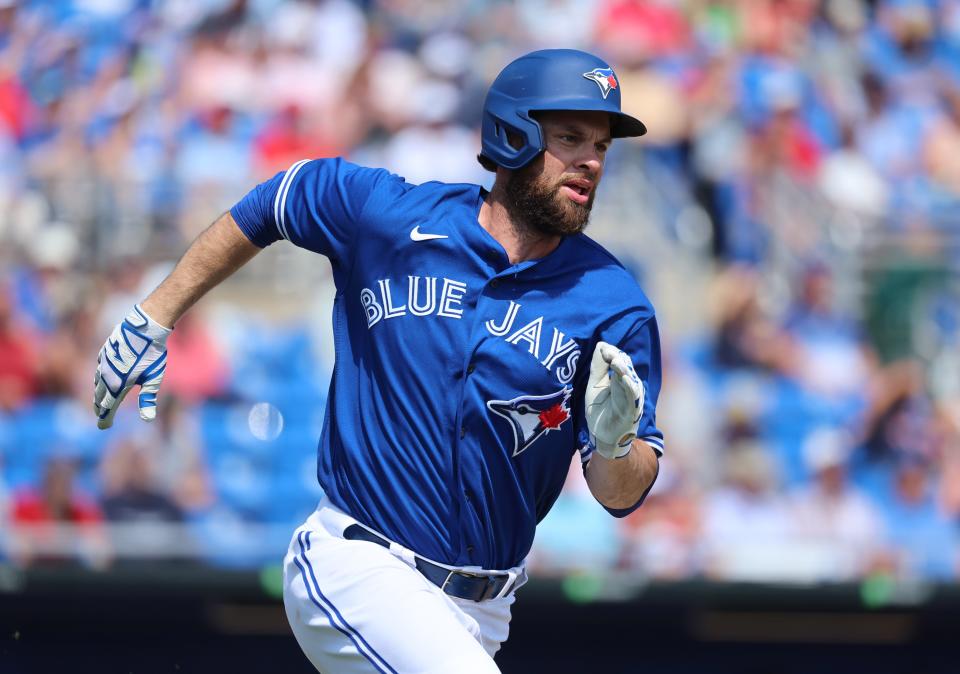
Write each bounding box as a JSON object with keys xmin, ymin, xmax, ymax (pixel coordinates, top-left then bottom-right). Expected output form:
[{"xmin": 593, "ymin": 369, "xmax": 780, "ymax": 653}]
[{"xmin": 343, "ymin": 524, "xmax": 516, "ymax": 602}]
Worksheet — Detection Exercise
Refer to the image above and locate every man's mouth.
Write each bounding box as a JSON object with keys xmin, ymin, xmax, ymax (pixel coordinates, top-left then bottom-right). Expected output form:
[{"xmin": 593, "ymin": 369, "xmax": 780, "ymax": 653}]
[{"xmin": 560, "ymin": 178, "xmax": 593, "ymax": 205}]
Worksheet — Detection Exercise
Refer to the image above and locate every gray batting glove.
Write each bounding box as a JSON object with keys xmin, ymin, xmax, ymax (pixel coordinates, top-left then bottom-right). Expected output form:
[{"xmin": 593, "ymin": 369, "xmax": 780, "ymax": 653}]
[
  {"xmin": 94, "ymin": 304, "xmax": 171, "ymax": 429},
  {"xmin": 585, "ymin": 341, "xmax": 644, "ymax": 460}
]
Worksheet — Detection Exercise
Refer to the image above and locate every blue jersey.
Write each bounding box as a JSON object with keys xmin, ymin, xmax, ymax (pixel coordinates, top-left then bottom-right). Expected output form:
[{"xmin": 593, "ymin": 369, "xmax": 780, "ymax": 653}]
[{"xmin": 231, "ymin": 158, "xmax": 664, "ymax": 570}]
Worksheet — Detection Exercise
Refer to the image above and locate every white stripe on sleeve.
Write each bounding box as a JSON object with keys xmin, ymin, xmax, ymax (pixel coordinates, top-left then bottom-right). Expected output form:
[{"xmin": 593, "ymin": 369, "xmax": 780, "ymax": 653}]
[
  {"xmin": 578, "ymin": 445, "xmax": 594, "ymax": 463},
  {"xmin": 273, "ymin": 159, "xmax": 311, "ymax": 240},
  {"xmin": 643, "ymin": 436, "xmax": 664, "ymax": 456}
]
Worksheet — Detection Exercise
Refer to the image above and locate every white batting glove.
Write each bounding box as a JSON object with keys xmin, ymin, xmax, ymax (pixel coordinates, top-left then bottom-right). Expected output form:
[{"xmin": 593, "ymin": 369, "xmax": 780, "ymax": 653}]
[
  {"xmin": 94, "ymin": 304, "xmax": 171, "ymax": 430},
  {"xmin": 585, "ymin": 341, "xmax": 645, "ymax": 460}
]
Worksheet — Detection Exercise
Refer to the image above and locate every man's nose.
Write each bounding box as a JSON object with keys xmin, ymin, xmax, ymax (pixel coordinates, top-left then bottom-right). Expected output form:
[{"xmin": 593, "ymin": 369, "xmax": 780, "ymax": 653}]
[{"xmin": 575, "ymin": 148, "xmax": 603, "ymax": 174}]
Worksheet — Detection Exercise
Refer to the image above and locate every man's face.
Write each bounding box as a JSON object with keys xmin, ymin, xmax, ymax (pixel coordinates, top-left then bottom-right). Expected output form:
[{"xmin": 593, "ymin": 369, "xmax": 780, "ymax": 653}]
[{"xmin": 504, "ymin": 110, "xmax": 611, "ymax": 237}]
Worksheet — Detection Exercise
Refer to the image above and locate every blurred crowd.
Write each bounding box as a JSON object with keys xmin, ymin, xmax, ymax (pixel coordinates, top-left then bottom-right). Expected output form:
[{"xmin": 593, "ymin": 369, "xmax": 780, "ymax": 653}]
[{"xmin": 2, "ymin": 0, "xmax": 960, "ymax": 583}]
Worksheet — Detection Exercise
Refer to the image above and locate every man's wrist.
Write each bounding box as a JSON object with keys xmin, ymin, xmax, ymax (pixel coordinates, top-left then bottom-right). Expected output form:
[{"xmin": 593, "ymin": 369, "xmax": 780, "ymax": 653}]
[
  {"xmin": 128, "ymin": 304, "xmax": 173, "ymax": 341},
  {"xmin": 138, "ymin": 299, "xmax": 176, "ymax": 332},
  {"xmin": 594, "ymin": 436, "xmax": 634, "ymax": 460}
]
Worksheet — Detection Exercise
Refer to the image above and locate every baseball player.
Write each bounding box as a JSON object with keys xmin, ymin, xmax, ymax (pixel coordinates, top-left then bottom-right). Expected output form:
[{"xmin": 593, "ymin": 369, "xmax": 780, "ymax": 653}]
[{"xmin": 93, "ymin": 49, "xmax": 664, "ymax": 673}]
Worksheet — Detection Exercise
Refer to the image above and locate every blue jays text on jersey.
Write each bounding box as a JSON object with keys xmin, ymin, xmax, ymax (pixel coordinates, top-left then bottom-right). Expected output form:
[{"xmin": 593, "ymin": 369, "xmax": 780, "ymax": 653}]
[{"xmin": 231, "ymin": 158, "xmax": 665, "ymax": 571}]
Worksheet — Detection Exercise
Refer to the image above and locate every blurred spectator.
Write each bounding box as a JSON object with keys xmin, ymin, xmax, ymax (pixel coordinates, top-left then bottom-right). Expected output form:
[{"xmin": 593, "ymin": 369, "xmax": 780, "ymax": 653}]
[
  {"xmin": 0, "ymin": 281, "xmax": 39, "ymax": 410},
  {"xmin": 618, "ymin": 462, "xmax": 701, "ymax": 579},
  {"xmin": 100, "ymin": 437, "xmax": 189, "ymax": 563},
  {"xmin": 174, "ymin": 104, "xmax": 252, "ymax": 239},
  {"xmin": 864, "ymin": 0, "xmax": 942, "ymax": 106},
  {"xmin": 38, "ymin": 305, "xmax": 97, "ymax": 399},
  {"xmin": 594, "ymin": 0, "xmax": 691, "ymax": 62},
  {"xmin": 163, "ymin": 310, "xmax": 231, "ymax": 403},
  {"xmin": 380, "ymin": 118, "xmax": 485, "ymax": 185},
  {"xmin": 253, "ymin": 103, "xmax": 343, "ymax": 177},
  {"xmin": 517, "ymin": 0, "xmax": 598, "ymax": 49},
  {"xmin": 818, "ymin": 123, "xmax": 889, "ymax": 219},
  {"xmin": 263, "ymin": 0, "xmax": 368, "ymax": 72},
  {"xmin": 145, "ymin": 394, "xmax": 214, "ymax": 514},
  {"xmin": 751, "ymin": 84, "xmax": 823, "ymax": 182},
  {"xmin": 810, "ymin": 0, "xmax": 870, "ymax": 123},
  {"xmin": 701, "ymin": 440, "xmax": 793, "ymax": 581},
  {"xmin": 95, "ymin": 257, "xmax": 151, "ymax": 339},
  {"xmin": 781, "ymin": 264, "xmax": 873, "ymax": 403},
  {"xmin": 10, "ymin": 222, "xmax": 82, "ymax": 335},
  {"xmin": 9, "ymin": 455, "xmax": 109, "ymax": 568},
  {"xmin": 0, "ymin": 59, "xmax": 34, "ymax": 143},
  {"xmin": 854, "ymin": 69, "xmax": 937, "ymax": 213},
  {"xmin": 876, "ymin": 454, "xmax": 959, "ymax": 579},
  {"xmin": 178, "ymin": 103, "xmax": 251, "ymax": 166},
  {"xmin": 789, "ymin": 427, "xmax": 888, "ymax": 579},
  {"xmin": 708, "ymin": 265, "xmax": 796, "ymax": 374},
  {"xmin": 860, "ymin": 360, "xmax": 934, "ymax": 464},
  {"xmin": 922, "ymin": 85, "xmax": 960, "ymax": 197}
]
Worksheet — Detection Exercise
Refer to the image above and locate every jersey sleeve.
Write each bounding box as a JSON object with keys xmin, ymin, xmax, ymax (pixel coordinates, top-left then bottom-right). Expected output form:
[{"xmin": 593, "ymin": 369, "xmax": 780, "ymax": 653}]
[
  {"xmin": 229, "ymin": 158, "xmax": 397, "ymax": 264},
  {"xmin": 623, "ymin": 315, "xmax": 665, "ymax": 457}
]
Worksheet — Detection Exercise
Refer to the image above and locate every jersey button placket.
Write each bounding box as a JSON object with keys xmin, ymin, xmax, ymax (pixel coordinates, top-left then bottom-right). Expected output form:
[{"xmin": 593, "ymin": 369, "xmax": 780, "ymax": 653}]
[
  {"xmin": 463, "ymin": 490, "xmax": 475, "ymax": 555},
  {"xmin": 452, "ymin": 290, "xmax": 494, "ymax": 564}
]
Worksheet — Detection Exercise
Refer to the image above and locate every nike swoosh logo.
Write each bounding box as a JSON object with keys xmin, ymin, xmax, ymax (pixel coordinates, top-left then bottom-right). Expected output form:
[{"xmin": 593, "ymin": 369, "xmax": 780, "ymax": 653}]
[{"xmin": 410, "ymin": 225, "xmax": 448, "ymax": 242}]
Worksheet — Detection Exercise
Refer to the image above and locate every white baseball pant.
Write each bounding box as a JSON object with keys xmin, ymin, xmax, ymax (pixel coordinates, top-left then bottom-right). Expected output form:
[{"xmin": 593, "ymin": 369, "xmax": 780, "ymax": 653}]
[{"xmin": 283, "ymin": 498, "xmax": 522, "ymax": 673}]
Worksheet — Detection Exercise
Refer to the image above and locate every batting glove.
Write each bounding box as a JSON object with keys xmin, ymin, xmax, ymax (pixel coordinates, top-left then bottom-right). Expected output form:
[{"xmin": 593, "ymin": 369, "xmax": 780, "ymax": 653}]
[
  {"xmin": 585, "ymin": 341, "xmax": 644, "ymax": 460},
  {"xmin": 94, "ymin": 304, "xmax": 171, "ymax": 430}
]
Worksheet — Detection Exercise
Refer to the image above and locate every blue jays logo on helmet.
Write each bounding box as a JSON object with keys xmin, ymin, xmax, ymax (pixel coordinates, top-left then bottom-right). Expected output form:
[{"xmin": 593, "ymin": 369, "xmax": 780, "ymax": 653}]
[
  {"xmin": 582, "ymin": 67, "xmax": 619, "ymax": 100},
  {"xmin": 487, "ymin": 387, "xmax": 573, "ymax": 457}
]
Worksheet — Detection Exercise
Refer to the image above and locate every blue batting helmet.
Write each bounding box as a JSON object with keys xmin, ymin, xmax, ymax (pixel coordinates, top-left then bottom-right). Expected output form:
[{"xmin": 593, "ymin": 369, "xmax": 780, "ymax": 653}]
[{"xmin": 480, "ymin": 49, "xmax": 647, "ymax": 170}]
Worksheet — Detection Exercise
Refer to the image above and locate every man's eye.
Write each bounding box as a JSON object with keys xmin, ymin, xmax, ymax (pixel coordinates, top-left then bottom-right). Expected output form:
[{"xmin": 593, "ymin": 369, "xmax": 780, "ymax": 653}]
[{"xmin": 559, "ymin": 135, "xmax": 577, "ymax": 142}]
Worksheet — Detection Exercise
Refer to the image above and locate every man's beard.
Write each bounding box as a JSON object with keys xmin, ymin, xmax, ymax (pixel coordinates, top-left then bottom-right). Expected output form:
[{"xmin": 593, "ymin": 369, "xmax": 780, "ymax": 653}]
[{"xmin": 503, "ymin": 162, "xmax": 595, "ymax": 238}]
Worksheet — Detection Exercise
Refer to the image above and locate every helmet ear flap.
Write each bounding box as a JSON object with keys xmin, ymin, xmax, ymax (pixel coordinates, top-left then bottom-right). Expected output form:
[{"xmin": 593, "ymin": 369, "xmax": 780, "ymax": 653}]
[
  {"xmin": 494, "ymin": 118, "xmax": 524, "ymax": 152},
  {"xmin": 481, "ymin": 104, "xmax": 544, "ymax": 170},
  {"xmin": 494, "ymin": 121, "xmax": 509, "ymax": 147}
]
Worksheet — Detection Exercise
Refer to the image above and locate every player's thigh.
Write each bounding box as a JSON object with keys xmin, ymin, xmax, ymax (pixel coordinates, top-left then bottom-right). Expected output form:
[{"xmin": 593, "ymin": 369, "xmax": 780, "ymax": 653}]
[{"xmin": 283, "ymin": 527, "xmax": 500, "ymax": 674}]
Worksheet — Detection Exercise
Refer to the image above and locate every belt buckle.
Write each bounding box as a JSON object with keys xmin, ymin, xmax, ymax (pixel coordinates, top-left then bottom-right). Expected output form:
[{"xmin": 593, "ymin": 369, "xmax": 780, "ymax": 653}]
[{"xmin": 491, "ymin": 570, "xmax": 517, "ymax": 601}]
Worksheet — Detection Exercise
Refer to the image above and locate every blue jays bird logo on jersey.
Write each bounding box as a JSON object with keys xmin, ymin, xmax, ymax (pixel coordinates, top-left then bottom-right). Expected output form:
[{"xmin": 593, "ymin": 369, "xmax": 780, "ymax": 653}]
[
  {"xmin": 582, "ymin": 68, "xmax": 618, "ymax": 99},
  {"xmin": 487, "ymin": 387, "xmax": 573, "ymax": 457}
]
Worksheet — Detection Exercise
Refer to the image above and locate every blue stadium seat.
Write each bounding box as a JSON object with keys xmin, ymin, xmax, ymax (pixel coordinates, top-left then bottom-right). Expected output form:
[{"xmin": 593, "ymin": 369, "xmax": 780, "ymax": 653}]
[{"xmin": 209, "ymin": 450, "xmax": 272, "ymax": 518}]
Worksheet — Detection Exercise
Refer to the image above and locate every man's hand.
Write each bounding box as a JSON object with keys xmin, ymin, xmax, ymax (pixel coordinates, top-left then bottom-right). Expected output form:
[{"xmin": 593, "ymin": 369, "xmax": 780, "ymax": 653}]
[
  {"xmin": 94, "ymin": 305, "xmax": 171, "ymax": 429},
  {"xmin": 585, "ymin": 341, "xmax": 644, "ymax": 460}
]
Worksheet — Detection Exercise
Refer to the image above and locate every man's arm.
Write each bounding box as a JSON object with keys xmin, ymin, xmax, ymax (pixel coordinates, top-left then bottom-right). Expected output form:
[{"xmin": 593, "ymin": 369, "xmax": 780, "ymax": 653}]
[
  {"xmin": 93, "ymin": 212, "xmax": 261, "ymax": 428},
  {"xmin": 583, "ymin": 439, "xmax": 659, "ymax": 511},
  {"xmin": 141, "ymin": 212, "xmax": 262, "ymax": 327},
  {"xmin": 581, "ymin": 341, "xmax": 661, "ymax": 515}
]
